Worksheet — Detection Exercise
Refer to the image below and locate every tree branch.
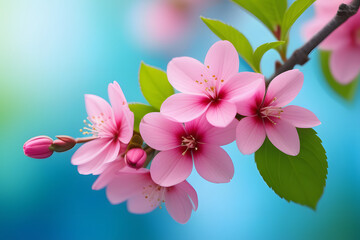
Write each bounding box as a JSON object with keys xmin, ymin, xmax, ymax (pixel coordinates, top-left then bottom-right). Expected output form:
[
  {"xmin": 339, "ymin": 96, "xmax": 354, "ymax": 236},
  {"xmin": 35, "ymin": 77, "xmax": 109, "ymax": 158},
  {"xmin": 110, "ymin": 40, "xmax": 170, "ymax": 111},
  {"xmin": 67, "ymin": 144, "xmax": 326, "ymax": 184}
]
[{"xmin": 267, "ymin": 0, "xmax": 360, "ymax": 83}]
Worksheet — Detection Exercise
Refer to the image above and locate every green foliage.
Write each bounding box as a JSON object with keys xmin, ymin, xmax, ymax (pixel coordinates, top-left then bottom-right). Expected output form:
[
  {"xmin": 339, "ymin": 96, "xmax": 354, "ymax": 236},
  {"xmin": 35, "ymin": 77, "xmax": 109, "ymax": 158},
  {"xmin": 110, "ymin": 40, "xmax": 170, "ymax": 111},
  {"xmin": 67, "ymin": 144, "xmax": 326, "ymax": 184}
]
[
  {"xmin": 255, "ymin": 128, "xmax": 327, "ymax": 210},
  {"xmin": 320, "ymin": 51, "xmax": 359, "ymax": 101},
  {"xmin": 253, "ymin": 41, "xmax": 285, "ymax": 72},
  {"xmin": 139, "ymin": 62, "xmax": 174, "ymax": 110},
  {"xmin": 231, "ymin": 0, "xmax": 287, "ymax": 32},
  {"xmin": 201, "ymin": 17, "xmax": 284, "ymax": 73},
  {"xmin": 281, "ymin": 0, "xmax": 316, "ymax": 40},
  {"xmin": 201, "ymin": 17, "xmax": 254, "ymax": 70},
  {"xmin": 129, "ymin": 103, "xmax": 158, "ymax": 132}
]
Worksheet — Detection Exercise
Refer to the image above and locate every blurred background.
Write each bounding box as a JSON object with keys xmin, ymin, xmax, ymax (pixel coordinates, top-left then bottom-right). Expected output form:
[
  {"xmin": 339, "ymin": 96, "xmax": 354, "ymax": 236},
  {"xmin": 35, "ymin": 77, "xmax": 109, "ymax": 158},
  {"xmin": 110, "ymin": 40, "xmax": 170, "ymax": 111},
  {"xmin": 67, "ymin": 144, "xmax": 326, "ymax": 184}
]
[{"xmin": 0, "ymin": 0, "xmax": 359, "ymax": 239}]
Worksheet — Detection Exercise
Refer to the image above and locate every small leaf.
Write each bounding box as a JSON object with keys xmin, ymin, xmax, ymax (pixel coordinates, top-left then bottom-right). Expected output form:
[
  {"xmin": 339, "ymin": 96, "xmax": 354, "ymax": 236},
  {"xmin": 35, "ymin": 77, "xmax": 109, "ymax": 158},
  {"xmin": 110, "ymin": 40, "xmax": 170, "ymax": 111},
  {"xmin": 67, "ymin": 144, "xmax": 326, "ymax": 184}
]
[
  {"xmin": 232, "ymin": 0, "xmax": 287, "ymax": 32},
  {"xmin": 201, "ymin": 17, "xmax": 256, "ymax": 70},
  {"xmin": 139, "ymin": 62, "xmax": 174, "ymax": 110},
  {"xmin": 253, "ymin": 41, "xmax": 285, "ymax": 73},
  {"xmin": 320, "ymin": 51, "xmax": 359, "ymax": 101},
  {"xmin": 255, "ymin": 128, "xmax": 327, "ymax": 209},
  {"xmin": 281, "ymin": 0, "xmax": 316, "ymax": 40},
  {"xmin": 129, "ymin": 103, "xmax": 158, "ymax": 132}
]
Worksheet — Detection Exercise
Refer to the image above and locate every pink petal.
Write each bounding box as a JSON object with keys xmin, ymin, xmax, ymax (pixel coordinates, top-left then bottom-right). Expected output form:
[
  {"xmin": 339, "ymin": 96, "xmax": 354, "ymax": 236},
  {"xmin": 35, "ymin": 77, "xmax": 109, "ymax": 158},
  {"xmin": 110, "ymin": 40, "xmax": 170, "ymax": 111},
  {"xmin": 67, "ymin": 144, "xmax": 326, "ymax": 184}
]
[
  {"xmin": 265, "ymin": 69, "xmax": 304, "ymax": 107},
  {"xmin": 92, "ymin": 159, "xmax": 126, "ymax": 190},
  {"xmin": 204, "ymin": 41, "xmax": 239, "ymax": 83},
  {"xmin": 127, "ymin": 194, "xmax": 159, "ymax": 214},
  {"xmin": 77, "ymin": 140, "xmax": 120, "ymax": 175},
  {"xmin": 150, "ymin": 148, "xmax": 193, "ymax": 187},
  {"xmin": 330, "ymin": 47, "xmax": 360, "ymax": 84},
  {"xmin": 167, "ymin": 57, "xmax": 209, "ymax": 94},
  {"xmin": 71, "ymin": 138, "xmax": 113, "ymax": 165},
  {"xmin": 184, "ymin": 115, "xmax": 236, "ymax": 146},
  {"xmin": 264, "ymin": 119, "xmax": 300, "ymax": 156},
  {"xmin": 206, "ymin": 100, "xmax": 237, "ymax": 127},
  {"xmin": 161, "ymin": 93, "xmax": 210, "ymax": 123},
  {"xmin": 176, "ymin": 181, "xmax": 198, "ymax": 211},
  {"xmin": 108, "ymin": 81, "xmax": 134, "ymax": 143},
  {"xmin": 236, "ymin": 117, "xmax": 266, "ymax": 155},
  {"xmin": 165, "ymin": 184, "xmax": 194, "ymax": 224},
  {"xmin": 236, "ymin": 78, "xmax": 265, "ymax": 116},
  {"xmin": 193, "ymin": 144, "xmax": 234, "ymax": 183},
  {"xmin": 140, "ymin": 112, "xmax": 185, "ymax": 151},
  {"xmin": 221, "ymin": 72, "xmax": 264, "ymax": 102},
  {"xmin": 106, "ymin": 171, "xmax": 151, "ymax": 204},
  {"xmin": 85, "ymin": 94, "xmax": 114, "ymax": 123},
  {"xmin": 281, "ymin": 105, "xmax": 321, "ymax": 128}
]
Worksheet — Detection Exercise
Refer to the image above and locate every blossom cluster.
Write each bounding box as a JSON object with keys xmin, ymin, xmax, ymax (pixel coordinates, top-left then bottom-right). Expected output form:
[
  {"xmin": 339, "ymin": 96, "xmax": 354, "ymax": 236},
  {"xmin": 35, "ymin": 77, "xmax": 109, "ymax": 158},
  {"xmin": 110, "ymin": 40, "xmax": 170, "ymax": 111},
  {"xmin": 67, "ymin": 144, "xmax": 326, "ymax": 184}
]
[{"xmin": 23, "ymin": 41, "xmax": 320, "ymax": 223}]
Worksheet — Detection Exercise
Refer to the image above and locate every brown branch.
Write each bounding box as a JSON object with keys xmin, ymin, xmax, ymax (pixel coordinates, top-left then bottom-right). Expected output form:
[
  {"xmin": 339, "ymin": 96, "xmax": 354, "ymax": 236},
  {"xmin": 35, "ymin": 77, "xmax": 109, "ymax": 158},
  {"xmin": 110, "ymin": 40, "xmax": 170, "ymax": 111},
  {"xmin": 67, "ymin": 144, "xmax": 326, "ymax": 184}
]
[{"xmin": 267, "ymin": 0, "xmax": 360, "ymax": 83}]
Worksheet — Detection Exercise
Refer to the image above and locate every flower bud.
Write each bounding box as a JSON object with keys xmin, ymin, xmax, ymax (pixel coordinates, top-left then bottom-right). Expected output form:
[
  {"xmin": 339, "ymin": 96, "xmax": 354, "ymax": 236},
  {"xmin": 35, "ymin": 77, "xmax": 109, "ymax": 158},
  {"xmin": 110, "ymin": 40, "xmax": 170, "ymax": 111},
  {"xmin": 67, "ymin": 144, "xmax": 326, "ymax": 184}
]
[
  {"xmin": 125, "ymin": 148, "xmax": 147, "ymax": 169},
  {"xmin": 50, "ymin": 135, "xmax": 76, "ymax": 152},
  {"xmin": 23, "ymin": 136, "xmax": 54, "ymax": 159}
]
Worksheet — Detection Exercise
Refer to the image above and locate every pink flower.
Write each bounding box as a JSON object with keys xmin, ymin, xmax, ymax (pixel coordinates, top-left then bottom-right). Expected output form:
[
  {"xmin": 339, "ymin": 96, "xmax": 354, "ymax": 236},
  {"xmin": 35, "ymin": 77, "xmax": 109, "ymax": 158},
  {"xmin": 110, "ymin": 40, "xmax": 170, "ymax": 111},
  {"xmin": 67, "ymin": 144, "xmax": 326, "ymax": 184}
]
[
  {"xmin": 140, "ymin": 112, "xmax": 236, "ymax": 186},
  {"xmin": 161, "ymin": 40, "xmax": 264, "ymax": 127},
  {"xmin": 125, "ymin": 148, "xmax": 147, "ymax": 169},
  {"xmin": 303, "ymin": 0, "xmax": 360, "ymax": 84},
  {"xmin": 236, "ymin": 70, "xmax": 321, "ymax": 156},
  {"xmin": 71, "ymin": 81, "xmax": 134, "ymax": 175},
  {"xmin": 92, "ymin": 165, "xmax": 198, "ymax": 224},
  {"xmin": 23, "ymin": 136, "xmax": 54, "ymax": 159}
]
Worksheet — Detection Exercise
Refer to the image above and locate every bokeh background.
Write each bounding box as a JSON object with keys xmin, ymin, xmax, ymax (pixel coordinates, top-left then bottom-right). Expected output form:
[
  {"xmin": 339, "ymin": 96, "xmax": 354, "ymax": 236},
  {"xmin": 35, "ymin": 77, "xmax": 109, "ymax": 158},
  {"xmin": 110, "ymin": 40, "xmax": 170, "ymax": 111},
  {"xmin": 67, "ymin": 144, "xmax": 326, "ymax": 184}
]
[{"xmin": 0, "ymin": 0, "xmax": 359, "ymax": 239}]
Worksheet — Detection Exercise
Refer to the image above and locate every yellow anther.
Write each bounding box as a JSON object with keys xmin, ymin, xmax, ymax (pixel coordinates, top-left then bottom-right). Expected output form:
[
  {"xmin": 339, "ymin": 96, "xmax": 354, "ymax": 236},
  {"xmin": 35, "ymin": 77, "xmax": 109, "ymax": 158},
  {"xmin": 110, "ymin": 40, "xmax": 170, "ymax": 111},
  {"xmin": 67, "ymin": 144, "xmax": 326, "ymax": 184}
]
[{"xmin": 221, "ymin": 79, "xmax": 224, "ymax": 83}]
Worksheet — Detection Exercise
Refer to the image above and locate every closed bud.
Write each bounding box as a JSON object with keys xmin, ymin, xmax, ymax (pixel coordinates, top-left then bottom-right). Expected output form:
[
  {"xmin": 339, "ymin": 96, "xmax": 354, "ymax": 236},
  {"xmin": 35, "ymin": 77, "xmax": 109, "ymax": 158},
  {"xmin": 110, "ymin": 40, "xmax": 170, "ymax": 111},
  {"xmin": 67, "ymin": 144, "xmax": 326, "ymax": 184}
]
[
  {"xmin": 125, "ymin": 148, "xmax": 147, "ymax": 169},
  {"xmin": 23, "ymin": 136, "xmax": 54, "ymax": 159},
  {"xmin": 50, "ymin": 136, "xmax": 76, "ymax": 152}
]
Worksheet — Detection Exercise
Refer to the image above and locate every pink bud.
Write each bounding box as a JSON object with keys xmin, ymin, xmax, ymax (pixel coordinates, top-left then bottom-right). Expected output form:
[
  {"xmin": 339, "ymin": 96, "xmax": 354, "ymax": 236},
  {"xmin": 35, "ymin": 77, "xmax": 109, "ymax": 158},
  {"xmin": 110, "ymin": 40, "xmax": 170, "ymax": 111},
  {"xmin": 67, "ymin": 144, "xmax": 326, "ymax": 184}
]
[
  {"xmin": 125, "ymin": 148, "xmax": 147, "ymax": 169},
  {"xmin": 23, "ymin": 136, "xmax": 54, "ymax": 159},
  {"xmin": 50, "ymin": 136, "xmax": 76, "ymax": 152}
]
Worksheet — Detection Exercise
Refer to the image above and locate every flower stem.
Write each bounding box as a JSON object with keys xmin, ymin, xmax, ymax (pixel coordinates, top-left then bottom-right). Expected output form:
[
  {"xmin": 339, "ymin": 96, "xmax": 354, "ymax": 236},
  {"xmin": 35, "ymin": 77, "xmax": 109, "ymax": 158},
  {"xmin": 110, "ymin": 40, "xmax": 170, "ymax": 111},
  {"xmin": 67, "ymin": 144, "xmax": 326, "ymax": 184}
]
[{"xmin": 75, "ymin": 137, "xmax": 97, "ymax": 143}]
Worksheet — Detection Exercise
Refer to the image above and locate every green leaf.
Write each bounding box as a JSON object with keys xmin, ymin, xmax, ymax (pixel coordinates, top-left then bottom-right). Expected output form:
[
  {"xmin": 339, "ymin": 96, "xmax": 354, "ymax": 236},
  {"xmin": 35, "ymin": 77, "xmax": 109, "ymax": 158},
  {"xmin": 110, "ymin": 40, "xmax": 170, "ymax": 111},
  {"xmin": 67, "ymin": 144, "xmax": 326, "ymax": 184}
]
[
  {"xmin": 232, "ymin": 0, "xmax": 287, "ymax": 32},
  {"xmin": 253, "ymin": 41, "xmax": 285, "ymax": 72},
  {"xmin": 281, "ymin": 0, "xmax": 316, "ymax": 40},
  {"xmin": 129, "ymin": 103, "xmax": 158, "ymax": 132},
  {"xmin": 320, "ymin": 51, "xmax": 359, "ymax": 101},
  {"xmin": 139, "ymin": 62, "xmax": 174, "ymax": 110},
  {"xmin": 255, "ymin": 128, "xmax": 327, "ymax": 209},
  {"xmin": 201, "ymin": 17, "xmax": 256, "ymax": 70}
]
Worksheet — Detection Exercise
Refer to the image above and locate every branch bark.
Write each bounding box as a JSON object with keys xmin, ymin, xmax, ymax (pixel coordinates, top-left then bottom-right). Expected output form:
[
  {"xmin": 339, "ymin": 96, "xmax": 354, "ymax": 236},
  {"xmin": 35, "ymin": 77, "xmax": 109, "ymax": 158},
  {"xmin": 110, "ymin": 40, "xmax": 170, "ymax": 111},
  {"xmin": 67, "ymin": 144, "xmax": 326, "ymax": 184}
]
[{"xmin": 267, "ymin": 0, "xmax": 360, "ymax": 83}]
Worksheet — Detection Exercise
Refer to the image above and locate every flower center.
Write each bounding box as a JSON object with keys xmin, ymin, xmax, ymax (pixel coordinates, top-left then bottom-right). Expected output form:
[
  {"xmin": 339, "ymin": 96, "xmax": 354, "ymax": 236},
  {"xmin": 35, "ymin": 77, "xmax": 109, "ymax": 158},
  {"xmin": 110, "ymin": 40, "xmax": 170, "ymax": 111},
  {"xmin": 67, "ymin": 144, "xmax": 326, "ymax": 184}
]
[
  {"xmin": 142, "ymin": 183, "xmax": 166, "ymax": 209},
  {"xmin": 194, "ymin": 67, "xmax": 225, "ymax": 100},
  {"xmin": 260, "ymin": 101, "xmax": 283, "ymax": 125},
  {"xmin": 181, "ymin": 135, "xmax": 198, "ymax": 155},
  {"xmin": 80, "ymin": 113, "xmax": 112, "ymax": 137}
]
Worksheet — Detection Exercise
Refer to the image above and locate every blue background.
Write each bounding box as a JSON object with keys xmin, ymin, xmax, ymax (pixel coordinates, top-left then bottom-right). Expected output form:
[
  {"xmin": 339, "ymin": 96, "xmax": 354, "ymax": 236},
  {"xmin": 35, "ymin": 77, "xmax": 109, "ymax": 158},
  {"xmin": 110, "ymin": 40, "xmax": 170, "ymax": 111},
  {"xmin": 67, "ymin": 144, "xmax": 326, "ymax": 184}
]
[{"xmin": 0, "ymin": 0, "xmax": 359, "ymax": 239}]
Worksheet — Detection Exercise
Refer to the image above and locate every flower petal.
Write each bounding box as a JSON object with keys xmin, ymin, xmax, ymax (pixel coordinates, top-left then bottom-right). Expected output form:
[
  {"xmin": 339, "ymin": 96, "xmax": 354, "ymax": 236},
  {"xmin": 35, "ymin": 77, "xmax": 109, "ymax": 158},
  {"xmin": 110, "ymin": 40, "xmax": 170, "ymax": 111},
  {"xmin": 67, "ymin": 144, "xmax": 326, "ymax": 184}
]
[
  {"xmin": 204, "ymin": 40, "xmax": 239, "ymax": 83},
  {"xmin": 236, "ymin": 117, "xmax": 266, "ymax": 155},
  {"xmin": 77, "ymin": 140, "xmax": 120, "ymax": 175},
  {"xmin": 106, "ymin": 171, "xmax": 151, "ymax": 204},
  {"xmin": 167, "ymin": 57, "xmax": 208, "ymax": 94},
  {"xmin": 265, "ymin": 69, "xmax": 304, "ymax": 107},
  {"xmin": 176, "ymin": 181, "xmax": 198, "ymax": 211},
  {"xmin": 193, "ymin": 144, "xmax": 234, "ymax": 183},
  {"xmin": 85, "ymin": 94, "xmax": 114, "ymax": 122},
  {"xmin": 127, "ymin": 195, "xmax": 159, "ymax": 214},
  {"xmin": 161, "ymin": 93, "xmax": 210, "ymax": 123},
  {"xmin": 165, "ymin": 184, "xmax": 194, "ymax": 224},
  {"xmin": 92, "ymin": 159, "xmax": 126, "ymax": 190},
  {"xmin": 184, "ymin": 115, "xmax": 236, "ymax": 146},
  {"xmin": 281, "ymin": 105, "xmax": 321, "ymax": 128},
  {"xmin": 150, "ymin": 148, "xmax": 193, "ymax": 187},
  {"xmin": 236, "ymin": 78, "xmax": 265, "ymax": 116},
  {"xmin": 264, "ymin": 119, "xmax": 300, "ymax": 156},
  {"xmin": 330, "ymin": 47, "xmax": 360, "ymax": 84},
  {"xmin": 71, "ymin": 138, "xmax": 112, "ymax": 165},
  {"xmin": 221, "ymin": 72, "xmax": 264, "ymax": 102},
  {"xmin": 140, "ymin": 112, "xmax": 185, "ymax": 151},
  {"xmin": 206, "ymin": 100, "xmax": 237, "ymax": 127}
]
